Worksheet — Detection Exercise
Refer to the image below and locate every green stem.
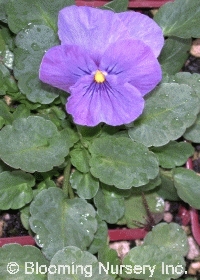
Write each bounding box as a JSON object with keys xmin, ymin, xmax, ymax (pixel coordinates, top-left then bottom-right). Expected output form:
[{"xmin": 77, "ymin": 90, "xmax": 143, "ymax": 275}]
[{"xmin": 62, "ymin": 160, "xmax": 74, "ymax": 199}]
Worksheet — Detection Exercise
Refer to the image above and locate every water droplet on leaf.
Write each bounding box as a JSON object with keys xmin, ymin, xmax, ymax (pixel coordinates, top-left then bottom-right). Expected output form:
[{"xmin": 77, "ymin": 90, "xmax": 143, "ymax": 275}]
[{"xmin": 31, "ymin": 43, "xmax": 40, "ymax": 51}]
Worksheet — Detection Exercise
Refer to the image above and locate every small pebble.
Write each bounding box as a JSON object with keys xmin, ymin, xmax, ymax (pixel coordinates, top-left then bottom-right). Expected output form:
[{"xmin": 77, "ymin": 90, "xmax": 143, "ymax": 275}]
[
  {"xmin": 135, "ymin": 239, "xmax": 144, "ymax": 247},
  {"xmin": 163, "ymin": 212, "xmax": 173, "ymax": 223},
  {"xmin": 110, "ymin": 241, "xmax": 130, "ymax": 259},
  {"xmin": 0, "ymin": 220, "xmax": 4, "ymax": 237},
  {"xmin": 56, "ymin": 175, "xmax": 64, "ymax": 187},
  {"xmin": 190, "ymin": 39, "xmax": 200, "ymax": 57},
  {"xmin": 188, "ymin": 261, "xmax": 200, "ymax": 275},
  {"xmin": 4, "ymin": 95, "xmax": 12, "ymax": 106},
  {"xmin": 3, "ymin": 213, "xmax": 10, "ymax": 221},
  {"xmin": 187, "ymin": 236, "xmax": 200, "ymax": 260},
  {"xmin": 182, "ymin": 225, "xmax": 191, "ymax": 235},
  {"xmin": 164, "ymin": 201, "xmax": 170, "ymax": 212}
]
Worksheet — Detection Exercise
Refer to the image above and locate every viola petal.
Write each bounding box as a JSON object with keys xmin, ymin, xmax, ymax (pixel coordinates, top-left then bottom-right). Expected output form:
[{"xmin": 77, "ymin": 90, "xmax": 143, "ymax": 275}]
[
  {"xmin": 118, "ymin": 11, "xmax": 164, "ymax": 57},
  {"xmin": 100, "ymin": 40, "xmax": 162, "ymax": 96},
  {"xmin": 58, "ymin": 5, "xmax": 130, "ymax": 56},
  {"xmin": 39, "ymin": 44, "xmax": 97, "ymax": 92},
  {"xmin": 66, "ymin": 75, "xmax": 144, "ymax": 126}
]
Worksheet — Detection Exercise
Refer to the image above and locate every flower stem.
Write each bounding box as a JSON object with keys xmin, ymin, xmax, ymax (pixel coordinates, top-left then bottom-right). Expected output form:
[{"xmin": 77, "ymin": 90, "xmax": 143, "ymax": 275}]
[{"xmin": 62, "ymin": 160, "xmax": 74, "ymax": 199}]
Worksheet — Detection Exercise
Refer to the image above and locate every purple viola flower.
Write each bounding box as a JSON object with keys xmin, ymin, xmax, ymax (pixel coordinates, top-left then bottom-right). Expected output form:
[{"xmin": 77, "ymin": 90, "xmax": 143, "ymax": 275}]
[{"xmin": 39, "ymin": 5, "xmax": 164, "ymax": 126}]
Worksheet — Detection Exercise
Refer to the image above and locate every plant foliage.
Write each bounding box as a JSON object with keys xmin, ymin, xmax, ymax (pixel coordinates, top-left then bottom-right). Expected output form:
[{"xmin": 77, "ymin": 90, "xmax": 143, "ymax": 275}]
[{"xmin": 0, "ymin": 0, "xmax": 199, "ymax": 278}]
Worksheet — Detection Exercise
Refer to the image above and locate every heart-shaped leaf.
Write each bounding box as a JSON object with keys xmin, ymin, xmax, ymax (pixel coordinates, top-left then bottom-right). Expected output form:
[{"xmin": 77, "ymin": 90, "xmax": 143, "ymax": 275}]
[
  {"xmin": 70, "ymin": 170, "xmax": 99, "ymax": 199},
  {"xmin": 29, "ymin": 188, "xmax": 97, "ymax": 260},
  {"xmin": 143, "ymin": 222, "xmax": 189, "ymax": 256},
  {"xmin": 151, "ymin": 141, "xmax": 194, "ymax": 168},
  {"xmin": 128, "ymin": 83, "xmax": 199, "ymax": 147},
  {"xmin": 117, "ymin": 191, "xmax": 164, "ymax": 228},
  {"xmin": 122, "ymin": 244, "xmax": 185, "ymax": 279},
  {"xmin": 0, "ymin": 116, "xmax": 70, "ymax": 172},
  {"xmin": 159, "ymin": 37, "xmax": 191, "ymax": 75},
  {"xmin": 154, "ymin": 0, "xmax": 200, "ymax": 38},
  {"xmin": 94, "ymin": 187, "xmax": 125, "ymax": 224},
  {"xmin": 89, "ymin": 136, "xmax": 159, "ymax": 188},
  {"xmin": 70, "ymin": 147, "xmax": 91, "ymax": 173},
  {"xmin": 0, "ymin": 244, "xmax": 49, "ymax": 279},
  {"xmin": 48, "ymin": 246, "xmax": 115, "ymax": 280},
  {"xmin": 6, "ymin": 0, "xmax": 75, "ymax": 33},
  {"xmin": 14, "ymin": 24, "xmax": 61, "ymax": 104},
  {"xmin": 121, "ymin": 222, "xmax": 188, "ymax": 279}
]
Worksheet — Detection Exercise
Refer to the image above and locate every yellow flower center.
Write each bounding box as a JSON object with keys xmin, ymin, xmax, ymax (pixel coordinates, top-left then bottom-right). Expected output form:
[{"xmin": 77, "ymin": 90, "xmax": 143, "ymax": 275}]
[{"xmin": 94, "ymin": 70, "xmax": 105, "ymax": 83}]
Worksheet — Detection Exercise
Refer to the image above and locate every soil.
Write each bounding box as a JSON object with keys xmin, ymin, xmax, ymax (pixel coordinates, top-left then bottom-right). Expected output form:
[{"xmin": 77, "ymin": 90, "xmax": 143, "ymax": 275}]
[{"xmin": 0, "ymin": 211, "xmax": 28, "ymax": 237}]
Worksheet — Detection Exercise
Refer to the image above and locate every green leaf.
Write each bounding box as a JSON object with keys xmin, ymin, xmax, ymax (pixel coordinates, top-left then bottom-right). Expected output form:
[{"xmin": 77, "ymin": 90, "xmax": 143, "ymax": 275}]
[
  {"xmin": 135, "ymin": 175, "xmax": 161, "ymax": 192},
  {"xmin": 12, "ymin": 104, "xmax": 31, "ymax": 120},
  {"xmin": 159, "ymin": 37, "xmax": 191, "ymax": 75},
  {"xmin": 89, "ymin": 136, "xmax": 159, "ymax": 188},
  {"xmin": 0, "ymin": 116, "xmax": 70, "ymax": 172},
  {"xmin": 0, "ymin": 99, "xmax": 13, "ymax": 124},
  {"xmin": 173, "ymin": 168, "xmax": 200, "ymax": 209},
  {"xmin": 98, "ymin": 245, "xmax": 121, "ymax": 274},
  {"xmin": 179, "ymin": 278, "xmax": 197, "ymax": 280},
  {"xmin": 29, "ymin": 188, "xmax": 97, "ymax": 260},
  {"xmin": 102, "ymin": 0, "xmax": 128, "ymax": 12},
  {"xmin": 128, "ymin": 83, "xmax": 199, "ymax": 147},
  {"xmin": 37, "ymin": 177, "xmax": 57, "ymax": 190},
  {"xmin": 38, "ymin": 106, "xmax": 66, "ymax": 129},
  {"xmin": 0, "ymin": 116, "xmax": 4, "ymax": 129},
  {"xmin": 14, "ymin": 24, "xmax": 61, "ymax": 104},
  {"xmin": 0, "ymin": 170, "xmax": 34, "ymax": 210},
  {"xmin": 0, "ymin": 27, "xmax": 14, "ymax": 51},
  {"xmin": 184, "ymin": 113, "xmax": 200, "ymax": 142},
  {"xmin": 88, "ymin": 215, "xmax": 108, "ymax": 255},
  {"xmin": 0, "ymin": 0, "xmax": 7, "ymax": 22},
  {"xmin": 0, "ymin": 64, "xmax": 18, "ymax": 95},
  {"xmin": 121, "ymin": 223, "xmax": 188, "ymax": 279},
  {"xmin": 0, "ymin": 159, "xmax": 12, "ymax": 173},
  {"xmin": 151, "ymin": 141, "xmax": 194, "ymax": 168},
  {"xmin": 20, "ymin": 205, "xmax": 31, "ymax": 230},
  {"xmin": 0, "ymin": 28, "xmax": 6, "ymax": 53},
  {"xmin": 0, "ymin": 28, "xmax": 15, "ymax": 70},
  {"xmin": 48, "ymin": 246, "xmax": 115, "ymax": 280},
  {"xmin": 154, "ymin": 0, "xmax": 200, "ymax": 38},
  {"xmin": 94, "ymin": 186, "xmax": 125, "ymax": 224},
  {"xmin": 117, "ymin": 191, "xmax": 164, "ymax": 228},
  {"xmin": 76, "ymin": 125, "xmax": 101, "ymax": 139},
  {"xmin": 169, "ymin": 72, "xmax": 200, "ymax": 99},
  {"xmin": 157, "ymin": 169, "xmax": 180, "ymax": 201},
  {"xmin": 70, "ymin": 147, "xmax": 91, "ymax": 173},
  {"xmin": 8, "ymin": 91, "xmax": 41, "ymax": 110},
  {"xmin": 6, "ymin": 0, "xmax": 75, "ymax": 34},
  {"xmin": 122, "ymin": 244, "xmax": 186, "ymax": 279},
  {"xmin": 0, "ymin": 244, "xmax": 49, "ymax": 279},
  {"xmin": 168, "ymin": 72, "xmax": 200, "ymax": 142},
  {"xmin": 143, "ymin": 222, "xmax": 189, "ymax": 256},
  {"xmin": 70, "ymin": 170, "xmax": 99, "ymax": 199}
]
